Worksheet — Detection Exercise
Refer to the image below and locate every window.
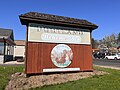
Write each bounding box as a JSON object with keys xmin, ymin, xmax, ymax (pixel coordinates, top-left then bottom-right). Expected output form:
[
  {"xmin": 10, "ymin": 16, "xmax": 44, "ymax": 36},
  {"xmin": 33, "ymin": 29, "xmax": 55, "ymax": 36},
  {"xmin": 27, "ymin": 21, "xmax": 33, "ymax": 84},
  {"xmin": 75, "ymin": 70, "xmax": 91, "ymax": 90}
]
[{"xmin": 0, "ymin": 42, "xmax": 4, "ymax": 55}]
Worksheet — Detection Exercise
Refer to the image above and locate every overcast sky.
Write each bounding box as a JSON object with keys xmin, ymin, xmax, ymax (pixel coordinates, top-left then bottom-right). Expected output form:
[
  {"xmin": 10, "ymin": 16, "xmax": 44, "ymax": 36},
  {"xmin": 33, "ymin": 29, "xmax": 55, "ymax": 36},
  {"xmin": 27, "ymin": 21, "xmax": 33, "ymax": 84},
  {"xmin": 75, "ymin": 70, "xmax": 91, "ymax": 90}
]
[{"xmin": 0, "ymin": 0, "xmax": 120, "ymax": 40}]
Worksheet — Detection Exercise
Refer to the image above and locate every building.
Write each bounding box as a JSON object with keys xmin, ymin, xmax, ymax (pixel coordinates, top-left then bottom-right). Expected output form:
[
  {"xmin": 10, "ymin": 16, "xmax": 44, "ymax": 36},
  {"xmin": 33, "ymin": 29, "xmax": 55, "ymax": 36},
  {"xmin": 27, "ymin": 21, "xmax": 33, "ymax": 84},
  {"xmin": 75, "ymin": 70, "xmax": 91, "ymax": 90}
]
[
  {"xmin": 19, "ymin": 12, "xmax": 98, "ymax": 74},
  {"xmin": 14, "ymin": 40, "xmax": 25, "ymax": 60},
  {"xmin": 0, "ymin": 28, "xmax": 15, "ymax": 63}
]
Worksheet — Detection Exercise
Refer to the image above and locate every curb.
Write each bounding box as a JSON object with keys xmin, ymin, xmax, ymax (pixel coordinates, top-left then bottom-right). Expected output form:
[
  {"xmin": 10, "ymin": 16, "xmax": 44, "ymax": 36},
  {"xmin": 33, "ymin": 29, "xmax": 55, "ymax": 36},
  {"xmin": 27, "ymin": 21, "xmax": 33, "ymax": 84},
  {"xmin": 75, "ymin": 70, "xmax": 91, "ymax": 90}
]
[{"xmin": 94, "ymin": 65, "xmax": 120, "ymax": 70}]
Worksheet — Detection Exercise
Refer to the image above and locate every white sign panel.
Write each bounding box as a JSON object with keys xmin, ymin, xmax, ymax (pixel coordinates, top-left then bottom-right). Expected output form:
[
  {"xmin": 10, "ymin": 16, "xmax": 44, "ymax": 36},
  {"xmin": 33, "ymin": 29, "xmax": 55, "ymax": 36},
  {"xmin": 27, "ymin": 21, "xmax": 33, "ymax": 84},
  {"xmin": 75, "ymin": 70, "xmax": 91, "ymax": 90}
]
[
  {"xmin": 43, "ymin": 68, "xmax": 80, "ymax": 72},
  {"xmin": 28, "ymin": 23, "xmax": 91, "ymax": 44},
  {"xmin": 41, "ymin": 33, "xmax": 81, "ymax": 44}
]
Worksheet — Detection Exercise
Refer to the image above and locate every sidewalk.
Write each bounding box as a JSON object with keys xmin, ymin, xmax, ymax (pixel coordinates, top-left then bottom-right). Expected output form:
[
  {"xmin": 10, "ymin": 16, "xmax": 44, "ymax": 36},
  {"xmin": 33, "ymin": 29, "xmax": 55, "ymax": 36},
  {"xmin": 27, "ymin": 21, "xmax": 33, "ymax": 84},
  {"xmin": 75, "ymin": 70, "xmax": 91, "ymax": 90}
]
[{"xmin": 0, "ymin": 61, "xmax": 24, "ymax": 65}]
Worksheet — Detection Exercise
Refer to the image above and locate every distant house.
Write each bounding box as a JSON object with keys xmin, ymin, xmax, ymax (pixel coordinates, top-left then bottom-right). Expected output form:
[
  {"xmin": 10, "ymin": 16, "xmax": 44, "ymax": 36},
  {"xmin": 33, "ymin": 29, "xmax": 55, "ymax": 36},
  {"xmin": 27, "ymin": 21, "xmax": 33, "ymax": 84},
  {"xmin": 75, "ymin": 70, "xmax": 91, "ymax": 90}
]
[
  {"xmin": 14, "ymin": 40, "xmax": 25, "ymax": 60},
  {"xmin": 0, "ymin": 28, "xmax": 15, "ymax": 63}
]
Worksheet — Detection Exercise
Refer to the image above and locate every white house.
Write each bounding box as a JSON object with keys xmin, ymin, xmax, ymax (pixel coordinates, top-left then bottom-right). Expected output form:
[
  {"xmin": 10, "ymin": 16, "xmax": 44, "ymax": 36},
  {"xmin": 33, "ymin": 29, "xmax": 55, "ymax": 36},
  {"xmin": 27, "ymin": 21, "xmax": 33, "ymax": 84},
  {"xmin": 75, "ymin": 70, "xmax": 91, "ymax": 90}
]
[{"xmin": 14, "ymin": 40, "xmax": 25, "ymax": 60}]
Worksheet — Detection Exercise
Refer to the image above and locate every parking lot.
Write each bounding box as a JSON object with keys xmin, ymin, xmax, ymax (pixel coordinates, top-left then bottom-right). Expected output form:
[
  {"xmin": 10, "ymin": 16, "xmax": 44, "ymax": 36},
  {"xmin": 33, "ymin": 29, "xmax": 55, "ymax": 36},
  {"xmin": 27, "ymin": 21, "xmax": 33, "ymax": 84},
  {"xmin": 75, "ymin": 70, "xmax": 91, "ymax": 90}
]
[{"xmin": 93, "ymin": 59, "xmax": 120, "ymax": 69}]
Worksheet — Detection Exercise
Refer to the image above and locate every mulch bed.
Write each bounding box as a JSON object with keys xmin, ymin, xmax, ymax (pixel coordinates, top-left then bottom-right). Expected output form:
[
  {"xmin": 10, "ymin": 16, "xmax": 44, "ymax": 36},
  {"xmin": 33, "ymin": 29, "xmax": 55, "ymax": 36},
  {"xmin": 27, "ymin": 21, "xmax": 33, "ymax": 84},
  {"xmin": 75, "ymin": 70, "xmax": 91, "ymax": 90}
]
[{"xmin": 5, "ymin": 70, "xmax": 108, "ymax": 90}]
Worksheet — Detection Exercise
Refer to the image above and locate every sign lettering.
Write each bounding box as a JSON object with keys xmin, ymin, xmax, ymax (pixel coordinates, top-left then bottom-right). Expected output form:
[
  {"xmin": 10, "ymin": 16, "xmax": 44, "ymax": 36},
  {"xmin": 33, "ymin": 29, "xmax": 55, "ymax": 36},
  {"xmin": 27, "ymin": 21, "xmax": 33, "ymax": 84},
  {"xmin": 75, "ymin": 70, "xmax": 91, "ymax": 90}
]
[{"xmin": 28, "ymin": 23, "xmax": 91, "ymax": 44}]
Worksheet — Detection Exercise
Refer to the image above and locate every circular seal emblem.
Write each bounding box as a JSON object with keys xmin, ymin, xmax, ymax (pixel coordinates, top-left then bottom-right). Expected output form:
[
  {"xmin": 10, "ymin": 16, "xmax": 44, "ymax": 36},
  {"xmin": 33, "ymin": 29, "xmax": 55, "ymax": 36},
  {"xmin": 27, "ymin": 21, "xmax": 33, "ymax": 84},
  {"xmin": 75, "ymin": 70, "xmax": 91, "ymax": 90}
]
[{"xmin": 51, "ymin": 44, "xmax": 73, "ymax": 68}]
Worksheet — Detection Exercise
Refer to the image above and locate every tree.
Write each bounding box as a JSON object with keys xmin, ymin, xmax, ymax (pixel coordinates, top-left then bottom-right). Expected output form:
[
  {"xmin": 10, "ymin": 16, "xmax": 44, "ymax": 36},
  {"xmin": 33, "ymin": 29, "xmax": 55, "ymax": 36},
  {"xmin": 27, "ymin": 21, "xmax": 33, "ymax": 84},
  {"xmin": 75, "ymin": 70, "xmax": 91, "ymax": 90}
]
[
  {"xmin": 117, "ymin": 33, "xmax": 120, "ymax": 44},
  {"xmin": 92, "ymin": 38, "xmax": 98, "ymax": 49},
  {"xmin": 103, "ymin": 34, "xmax": 117, "ymax": 48}
]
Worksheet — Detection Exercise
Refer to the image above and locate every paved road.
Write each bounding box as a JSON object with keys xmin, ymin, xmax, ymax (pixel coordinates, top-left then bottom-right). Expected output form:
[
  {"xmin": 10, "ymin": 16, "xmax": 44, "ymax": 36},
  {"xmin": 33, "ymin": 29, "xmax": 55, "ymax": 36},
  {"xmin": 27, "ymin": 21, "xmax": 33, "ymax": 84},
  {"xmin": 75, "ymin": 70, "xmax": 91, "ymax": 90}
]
[{"xmin": 93, "ymin": 59, "xmax": 120, "ymax": 68}]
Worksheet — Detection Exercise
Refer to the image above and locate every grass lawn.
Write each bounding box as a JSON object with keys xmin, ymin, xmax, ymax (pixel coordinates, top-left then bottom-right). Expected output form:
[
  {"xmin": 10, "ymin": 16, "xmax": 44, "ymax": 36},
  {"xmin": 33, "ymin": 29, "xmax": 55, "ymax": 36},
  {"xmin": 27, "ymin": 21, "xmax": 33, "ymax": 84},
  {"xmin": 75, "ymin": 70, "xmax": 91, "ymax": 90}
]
[
  {"xmin": 30, "ymin": 67, "xmax": 120, "ymax": 90},
  {"xmin": 0, "ymin": 65, "xmax": 24, "ymax": 90},
  {"xmin": 1, "ymin": 66, "xmax": 120, "ymax": 90}
]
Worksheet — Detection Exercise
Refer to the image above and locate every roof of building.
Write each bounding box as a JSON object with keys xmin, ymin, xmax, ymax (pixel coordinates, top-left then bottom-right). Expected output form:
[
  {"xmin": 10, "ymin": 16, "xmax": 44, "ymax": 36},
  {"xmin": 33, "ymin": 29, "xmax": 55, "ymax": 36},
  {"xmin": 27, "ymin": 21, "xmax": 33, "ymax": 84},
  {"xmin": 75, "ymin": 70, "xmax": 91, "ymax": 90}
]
[
  {"xmin": 15, "ymin": 40, "xmax": 25, "ymax": 46},
  {"xmin": 19, "ymin": 12, "xmax": 98, "ymax": 30},
  {"xmin": 0, "ymin": 28, "xmax": 14, "ymax": 41}
]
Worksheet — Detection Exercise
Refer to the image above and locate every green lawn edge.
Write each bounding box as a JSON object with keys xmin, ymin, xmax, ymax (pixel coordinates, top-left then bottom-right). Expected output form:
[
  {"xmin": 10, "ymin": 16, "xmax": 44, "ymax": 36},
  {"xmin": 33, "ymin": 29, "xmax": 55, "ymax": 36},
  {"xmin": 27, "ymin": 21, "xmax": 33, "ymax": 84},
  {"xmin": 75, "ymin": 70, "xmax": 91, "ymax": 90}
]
[
  {"xmin": 0, "ymin": 66, "xmax": 120, "ymax": 90},
  {"xmin": 30, "ymin": 66, "xmax": 120, "ymax": 90},
  {"xmin": 0, "ymin": 65, "xmax": 24, "ymax": 90}
]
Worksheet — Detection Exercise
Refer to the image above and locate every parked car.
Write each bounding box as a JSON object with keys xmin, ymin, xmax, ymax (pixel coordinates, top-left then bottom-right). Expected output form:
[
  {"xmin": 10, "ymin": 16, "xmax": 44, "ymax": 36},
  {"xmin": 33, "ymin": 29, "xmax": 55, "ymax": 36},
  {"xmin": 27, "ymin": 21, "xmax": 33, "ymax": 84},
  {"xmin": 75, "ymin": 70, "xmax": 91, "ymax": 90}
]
[
  {"xmin": 105, "ymin": 53, "xmax": 120, "ymax": 60},
  {"xmin": 93, "ymin": 52, "xmax": 105, "ymax": 59}
]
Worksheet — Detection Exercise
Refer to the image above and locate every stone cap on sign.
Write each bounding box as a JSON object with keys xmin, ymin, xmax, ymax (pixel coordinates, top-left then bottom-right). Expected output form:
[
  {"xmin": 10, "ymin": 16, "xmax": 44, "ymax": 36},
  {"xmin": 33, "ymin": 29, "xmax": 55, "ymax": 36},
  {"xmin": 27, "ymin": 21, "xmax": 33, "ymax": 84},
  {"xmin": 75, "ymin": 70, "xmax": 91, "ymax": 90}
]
[{"xmin": 19, "ymin": 12, "xmax": 98, "ymax": 30}]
